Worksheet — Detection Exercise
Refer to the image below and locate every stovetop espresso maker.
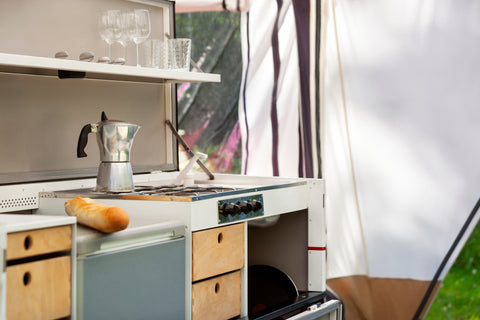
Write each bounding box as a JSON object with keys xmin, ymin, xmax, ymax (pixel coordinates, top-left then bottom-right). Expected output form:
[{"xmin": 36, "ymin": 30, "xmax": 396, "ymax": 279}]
[{"xmin": 77, "ymin": 112, "xmax": 140, "ymax": 192}]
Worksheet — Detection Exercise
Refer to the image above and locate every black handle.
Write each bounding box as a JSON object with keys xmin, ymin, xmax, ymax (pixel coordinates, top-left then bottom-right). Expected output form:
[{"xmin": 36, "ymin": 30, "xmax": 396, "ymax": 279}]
[
  {"xmin": 101, "ymin": 111, "xmax": 108, "ymax": 122},
  {"xmin": 77, "ymin": 124, "xmax": 92, "ymax": 158}
]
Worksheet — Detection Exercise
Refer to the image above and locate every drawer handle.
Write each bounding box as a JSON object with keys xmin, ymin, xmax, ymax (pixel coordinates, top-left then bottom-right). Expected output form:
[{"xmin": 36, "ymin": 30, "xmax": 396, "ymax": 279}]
[
  {"xmin": 215, "ymin": 282, "xmax": 220, "ymax": 294},
  {"xmin": 23, "ymin": 272, "xmax": 31, "ymax": 286},
  {"xmin": 217, "ymin": 232, "xmax": 223, "ymax": 244},
  {"xmin": 24, "ymin": 235, "xmax": 32, "ymax": 250}
]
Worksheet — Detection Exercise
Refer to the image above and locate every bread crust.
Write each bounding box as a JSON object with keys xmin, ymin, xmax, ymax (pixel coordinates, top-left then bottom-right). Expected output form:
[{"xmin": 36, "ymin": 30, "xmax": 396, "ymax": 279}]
[{"xmin": 64, "ymin": 197, "xmax": 129, "ymax": 233}]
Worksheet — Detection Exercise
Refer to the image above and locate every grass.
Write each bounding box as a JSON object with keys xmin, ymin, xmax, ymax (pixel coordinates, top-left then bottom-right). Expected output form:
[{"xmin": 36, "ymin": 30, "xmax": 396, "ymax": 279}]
[{"xmin": 425, "ymin": 220, "xmax": 480, "ymax": 319}]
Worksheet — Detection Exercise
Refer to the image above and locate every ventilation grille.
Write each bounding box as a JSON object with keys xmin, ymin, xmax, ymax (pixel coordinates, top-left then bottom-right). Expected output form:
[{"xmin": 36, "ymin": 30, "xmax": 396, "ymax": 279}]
[{"xmin": 0, "ymin": 196, "xmax": 38, "ymax": 210}]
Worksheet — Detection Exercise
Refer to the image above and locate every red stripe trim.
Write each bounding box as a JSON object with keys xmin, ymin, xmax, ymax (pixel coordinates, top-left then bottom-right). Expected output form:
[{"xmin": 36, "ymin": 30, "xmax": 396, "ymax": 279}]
[{"xmin": 308, "ymin": 246, "xmax": 326, "ymax": 251}]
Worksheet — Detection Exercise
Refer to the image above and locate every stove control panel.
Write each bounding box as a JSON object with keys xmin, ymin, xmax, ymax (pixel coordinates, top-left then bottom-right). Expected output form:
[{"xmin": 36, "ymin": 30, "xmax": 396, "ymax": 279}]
[{"xmin": 217, "ymin": 194, "xmax": 264, "ymax": 224}]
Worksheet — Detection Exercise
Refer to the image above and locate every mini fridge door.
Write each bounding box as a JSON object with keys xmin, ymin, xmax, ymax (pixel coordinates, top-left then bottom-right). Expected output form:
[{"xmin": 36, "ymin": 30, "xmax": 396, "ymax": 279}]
[{"xmin": 76, "ymin": 237, "xmax": 185, "ymax": 320}]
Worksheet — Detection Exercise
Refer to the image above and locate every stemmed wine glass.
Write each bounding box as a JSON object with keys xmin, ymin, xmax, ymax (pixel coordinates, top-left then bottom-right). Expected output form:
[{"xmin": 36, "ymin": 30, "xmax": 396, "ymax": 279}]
[
  {"xmin": 125, "ymin": 9, "xmax": 151, "ymax": 66},
  {"xmin": 117, "ymin": 12, "xmax": 131, "ymax": 61},
  {"xmin": 99, "ymin": 10, "xmax": 122, "ymax": 60}
]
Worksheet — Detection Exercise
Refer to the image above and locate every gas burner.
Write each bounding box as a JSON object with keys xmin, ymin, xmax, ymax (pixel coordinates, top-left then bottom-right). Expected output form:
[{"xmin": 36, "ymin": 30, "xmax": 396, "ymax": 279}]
[
  {"xmin": 132, "ymin": 185, "xmax": 237, "ymax": 197},
  {"xmin": 134, "ymin": 185, "xmax": 178, "ymax": 192}
]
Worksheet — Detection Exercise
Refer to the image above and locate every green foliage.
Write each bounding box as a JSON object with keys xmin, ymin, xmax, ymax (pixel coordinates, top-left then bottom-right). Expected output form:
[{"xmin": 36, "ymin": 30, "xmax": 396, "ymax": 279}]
[{"xmin": 426, "ymin": 222, "xmax": 480, "ymax": 319}]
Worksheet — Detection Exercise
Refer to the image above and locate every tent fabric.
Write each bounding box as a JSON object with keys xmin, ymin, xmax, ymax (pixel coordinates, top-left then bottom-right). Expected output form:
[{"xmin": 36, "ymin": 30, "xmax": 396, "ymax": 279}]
[
  {"xmin": 175, "ymin": 0, "xmax": 480, "ymax": 318},
  {"xmin": 238, "ymin": 0, "xmax": 319, "ymax": 178},
  {"xmin": 235, "ymin": 0, "xmax": 480, "ymax": 318},
  {"xmin": 174, "ymin": 0, "xmax": 250, "ymax": 13},
  {"xmin": 322, "ymin": 0, "xmax": 480, "ymax": 318}
]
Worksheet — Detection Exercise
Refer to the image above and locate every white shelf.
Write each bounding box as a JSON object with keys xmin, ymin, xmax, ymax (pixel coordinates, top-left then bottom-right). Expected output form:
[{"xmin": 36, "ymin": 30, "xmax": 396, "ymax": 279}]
[{"xmin": 0, "ymin": 52, "xmax": 221, "ymax": 84}]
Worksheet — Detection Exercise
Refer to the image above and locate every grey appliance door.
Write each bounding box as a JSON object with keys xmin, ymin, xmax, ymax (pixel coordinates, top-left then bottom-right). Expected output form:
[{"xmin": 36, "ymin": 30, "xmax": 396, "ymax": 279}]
[{"xmin": 77, "ymin": 237, "xmax": 185, "ymax": 320}]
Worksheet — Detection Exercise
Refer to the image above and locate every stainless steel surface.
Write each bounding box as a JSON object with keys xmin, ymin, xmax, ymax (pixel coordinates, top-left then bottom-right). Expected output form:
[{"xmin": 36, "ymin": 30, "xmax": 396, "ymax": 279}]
[
  {"xmin": 96, "ymin": 162, "xmax": 134, "ymax": 192},
  {"xmin": 79, "ymin": 113, "xmax": 140, "ymax": 192},
  {"xmin": 93, "ymin": 119, "xmax": 140, "ymax": 162}
]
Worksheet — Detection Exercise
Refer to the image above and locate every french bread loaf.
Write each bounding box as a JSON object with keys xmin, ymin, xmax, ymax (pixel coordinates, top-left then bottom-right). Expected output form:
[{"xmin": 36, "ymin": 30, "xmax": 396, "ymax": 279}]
[{"xmin": 64, "ymin": 197, "xmax": 129, "ymax": 233}]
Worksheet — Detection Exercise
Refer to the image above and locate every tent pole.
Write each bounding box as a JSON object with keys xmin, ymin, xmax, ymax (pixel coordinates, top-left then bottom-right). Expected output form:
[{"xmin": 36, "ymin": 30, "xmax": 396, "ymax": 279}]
[{"xmin": 412, "ymin": 196, "xmax": 480, "ymax": 320}]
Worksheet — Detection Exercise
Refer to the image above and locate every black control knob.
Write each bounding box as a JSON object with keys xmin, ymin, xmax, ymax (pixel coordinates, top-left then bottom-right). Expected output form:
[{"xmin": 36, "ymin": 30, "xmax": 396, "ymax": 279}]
[
  {"xmin": 220, "ymin": 203, "xmax": 241, "ymax": 216},
  {"xmin": 250, "ymin": 200, "xmax": 263, "ymax": 212},
  {"xmin": 236, "ymin": 201, "xmax": 253, "ymax": 214}
]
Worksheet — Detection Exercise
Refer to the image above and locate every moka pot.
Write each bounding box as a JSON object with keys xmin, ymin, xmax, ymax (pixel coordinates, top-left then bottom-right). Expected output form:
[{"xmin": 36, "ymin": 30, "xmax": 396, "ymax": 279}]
[{"xmin": 77, "ymin": 112, "xmax": 140, "ymax": 192}]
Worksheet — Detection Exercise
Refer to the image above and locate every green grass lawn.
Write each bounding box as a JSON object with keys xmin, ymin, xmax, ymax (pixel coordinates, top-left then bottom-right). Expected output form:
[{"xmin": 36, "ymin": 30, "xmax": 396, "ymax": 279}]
[{"xmin": 425, "ymin": 221, "xmax": 480, "ymax": 319}]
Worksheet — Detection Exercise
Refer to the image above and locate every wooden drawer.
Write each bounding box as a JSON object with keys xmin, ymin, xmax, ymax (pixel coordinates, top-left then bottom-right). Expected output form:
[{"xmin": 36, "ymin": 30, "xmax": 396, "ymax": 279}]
[
  {"xmin": 192, "ymin": 271, "xmax": 241, "ymax": 320},
  {"xmin": 192, "ymin": 223, "xmax": 244, "ymax": 281},
  {"xmin": 6, "ymin": 225, "xmax": 72, "ymax": 260},
  {"xmin": 6, "ymin": 255, "xmax": 71, "ymax": 320}
]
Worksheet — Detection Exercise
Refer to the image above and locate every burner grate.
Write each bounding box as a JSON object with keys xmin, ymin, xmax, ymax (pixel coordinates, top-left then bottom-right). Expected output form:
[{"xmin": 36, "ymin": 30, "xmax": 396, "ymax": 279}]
[{"xmin": 131, "ymin": 185, "xmax": 237, "ymax": 197}]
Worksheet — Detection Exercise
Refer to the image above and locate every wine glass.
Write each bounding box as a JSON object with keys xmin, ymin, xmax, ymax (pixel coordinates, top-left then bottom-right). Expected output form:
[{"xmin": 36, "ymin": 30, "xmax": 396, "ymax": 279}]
[
  {"xmin": 99, "ymin": 10, "xmax": 122, "ymax": 59},
  {"xmin": 117, "ymin": 12, "xmax": 131, "ymax": 61},
  {"xmin": 125, "ymin": 9, "xmax": 151, "ymax": 66}
]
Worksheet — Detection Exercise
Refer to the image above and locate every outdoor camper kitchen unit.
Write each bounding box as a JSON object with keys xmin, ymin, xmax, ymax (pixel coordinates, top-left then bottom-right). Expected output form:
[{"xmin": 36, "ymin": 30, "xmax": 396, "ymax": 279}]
[{"xmin": 0, "ymin": 0, "xmax": 341, "ymax": 319}]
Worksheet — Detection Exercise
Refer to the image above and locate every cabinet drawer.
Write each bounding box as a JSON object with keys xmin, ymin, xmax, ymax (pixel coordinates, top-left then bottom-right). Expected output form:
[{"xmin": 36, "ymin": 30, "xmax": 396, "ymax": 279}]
[
  {"xmin": 192, "ymin": 223, "xmax": 244, "ymax": 281},
  {"xmin": 192, "ymin": 271, "xmax": 241, "ymax": 320},
  {"xmin": 6, "ymin": 225, "xmax": 72, "ymax": 260},
  {"xmin": 6, "ymin": 255, "xmax": 71, "ymax": 320}
]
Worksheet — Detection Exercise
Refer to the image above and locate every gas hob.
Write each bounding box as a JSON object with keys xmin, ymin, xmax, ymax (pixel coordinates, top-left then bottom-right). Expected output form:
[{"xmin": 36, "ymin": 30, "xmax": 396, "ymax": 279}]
[{"xmin": 40, "ymin": 179, "xmax": 305, "ymax": 202}]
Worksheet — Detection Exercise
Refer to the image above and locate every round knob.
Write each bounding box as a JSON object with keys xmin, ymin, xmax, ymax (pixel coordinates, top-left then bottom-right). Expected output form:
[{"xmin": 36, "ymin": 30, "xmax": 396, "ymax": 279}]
[
  {"xmin": 236, "ymin": 201, "xmax": 253, "ymax": 213},
  {"xmin": 250, "ymin": 200, "xmax": 263, "ymax": 212},
  {"xmin": 220, "ymin": 203, "xmax": 241, "ymax": 216}
]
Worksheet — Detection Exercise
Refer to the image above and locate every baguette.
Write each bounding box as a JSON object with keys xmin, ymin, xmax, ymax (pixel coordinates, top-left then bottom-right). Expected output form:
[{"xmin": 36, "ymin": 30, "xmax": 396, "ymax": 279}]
[{"xmin": 64, "ymin": 197, "xmax": 129, "ymax": 233}]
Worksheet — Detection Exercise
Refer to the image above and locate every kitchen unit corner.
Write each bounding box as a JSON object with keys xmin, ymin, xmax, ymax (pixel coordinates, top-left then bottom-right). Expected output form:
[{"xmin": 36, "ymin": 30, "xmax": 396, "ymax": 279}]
[{"xmin": 0, "ymin": 214, "xmax": 76, "ymax": 320}]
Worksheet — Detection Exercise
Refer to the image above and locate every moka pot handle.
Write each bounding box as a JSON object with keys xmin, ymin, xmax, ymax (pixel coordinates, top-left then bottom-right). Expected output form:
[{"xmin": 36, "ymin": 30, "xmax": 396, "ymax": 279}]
[{"xmin": 77, "ymin": 124, "xmax": 93, "ymax": 158}]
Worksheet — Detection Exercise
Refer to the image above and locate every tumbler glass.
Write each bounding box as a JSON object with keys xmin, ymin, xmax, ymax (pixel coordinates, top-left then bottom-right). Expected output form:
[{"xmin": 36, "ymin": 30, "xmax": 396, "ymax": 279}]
[
  {"xmin": 166, "ymin": 38, "xmax": 191, "ymax": 71},
  {"xmin": 143, "ymin": 39, "xmax": 165, "ymax": 68}
]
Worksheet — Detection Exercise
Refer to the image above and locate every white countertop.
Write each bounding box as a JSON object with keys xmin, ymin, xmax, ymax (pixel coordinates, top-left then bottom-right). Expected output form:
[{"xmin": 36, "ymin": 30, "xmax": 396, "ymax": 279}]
[{"xmin": 0, "ymin": 214, "xmax": 75, "ymax": 233}]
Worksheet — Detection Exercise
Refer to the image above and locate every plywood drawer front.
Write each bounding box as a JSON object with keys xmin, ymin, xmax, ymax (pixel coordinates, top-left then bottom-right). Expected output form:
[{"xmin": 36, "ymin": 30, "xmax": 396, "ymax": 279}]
[
  {"xmin": 6, "ymin": 225, "xmax": 72, "ymax": 260},
  {"xmin": 6, "ymin": 255, "xmax": 71, "ymax": 320},
  {"xmin": 192, "ymin": 271, "xmax": 241, "ymax": 320},
  {"xmin": 192, "ymin": 223, "xmax": 244, "ymax": 281}
]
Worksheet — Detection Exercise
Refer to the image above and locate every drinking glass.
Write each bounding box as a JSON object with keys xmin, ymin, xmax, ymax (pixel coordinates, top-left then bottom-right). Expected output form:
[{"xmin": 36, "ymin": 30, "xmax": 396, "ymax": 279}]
[
  {"xmin": 166, "ymin": 38, "xmax": 191, "ymax": 71},
  {"xmin": 143, "ymin": 39, "xmax": 165, "ymax": 68},
  {"xmin": 117, "ymin": 12, "xmax": 131, "ymax": 61},
  {"xmin": 125, "ymin": 9, "xmax": 151, "ymax": 66},
  {"xmin": 99, "ymin": 10, "xmax": 122, "ymax": 59}
]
